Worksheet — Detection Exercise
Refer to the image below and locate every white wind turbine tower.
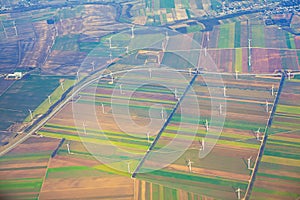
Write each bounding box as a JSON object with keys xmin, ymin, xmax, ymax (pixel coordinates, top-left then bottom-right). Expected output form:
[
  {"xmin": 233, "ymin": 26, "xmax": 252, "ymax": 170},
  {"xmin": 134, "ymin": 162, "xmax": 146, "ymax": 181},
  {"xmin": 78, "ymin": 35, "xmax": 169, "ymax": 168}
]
[
  {"xmin": 188, "ymin": 68, "xmax": 192, "ymax": 77},
  {"xmin": 109, "ymin": 52, "xmax": 113, "ymax": 63},
  {"xmin": 127, "ymin": 162, "xmax": 131, "ymax": 174},
  {"xmin": 162, "ymin": 40, "xmax": 166, "ymax": 52},
  {"xmin": 48, "ymin": 95, "xmax": 52, "ymax": 105},
  {"xmin": 109, "ymin": 72, "xmax": 114, "ymax": 84},
  {"xmin": 265, "ymin": 100, "xmax": 269, "ymax": 113},
  {"xmin": 187, "ymin": 159, "xmax": 193, "ymax": 173},
  {"xmin": 82, "ymin": 122, "xmax": 87, "ymax": 135},
  {"xmin": 101, "ymin": 103, "xmax": 105, "ymax": 114},
  {"xmin": 204, "ymin": 47, "xmax": 207, "ymax": 57},
  {"xmin": 219, "ymin": 104, "xmax": 223, "ymax": 115},
  {"xmin": 28, "ymin": 109, "xmax": 33, "ymax": 120},
  {"xmin": 174, "ymin": 88, "xmax": 178, "ymax": 100},
  {"xmin": 146, "ymin": 131, "xmax": 150, "ymax": 143},
  {"xmin": 161, "ymin": 107, "xmax": 165, "ymax": 121},
  {"xmin": 92, "ymin": 61, "xmax": 95, "ymax": 71},
  {"xmin": 60, "ymin": 81, "xmax": 64, "ymax": 91},
  {"xmin": 119, "ymin": 84, "xmax": 124, "ymax": 94},
  {"xmin": 287, "ymin": 70, "xmax": 292, "ymax": 80},
  {"xmin": 66, "ymin": 143, "xmax": 71, "ymax": 154},
  {"xmin": 157, "ymin": 53, "xmax": 161, "ymax": 65},
  {"xmin": 205, "ymin": 119, "xmax": 209, "ymax": 132},
  {"xmin": 148, "ymin": 68, "xmax": 152, "ymax": 78},
  {"xmin": 271, "ymin": 85, "xmax": 274, "ymax": 96},
  {"xmin": 248, "ymin": 39, "xmax": 252, "ymax": 69},
  {"xmin": 223, "ymin": 85, "xmax": 227, "ymax": 97},
  {"xmin": 76, "ymin": 70, "xmax": 79, "ymax": 81},
  {"xmin": 125, "ymin": 46, "xmax": 129, "ymax": 54},
  {"xmin": 107, "ymin": 37, "xmax": 112, "ymax": 49},
  {"xmin": 247, "ymin": 156, "xmax": 253, "ymax": 170},
  {"xmin": 165, "ymin": 31, "xmax": 169, "ymax": 41},
  {"xmin": 255, "ymin": 128, "xmax": 262, "ymax": 141},
  {"xmin": 201, "ymin": 138, "xmax": 205, "ymax": 151},
  {"xmin": 235, "ymin": 70, "xmax": 239, "ymax": 80},
  {"xmin": 162, "ymin": 31, "xmax": 169, "ymax": 52},
  {"xmin": 131, "ymin": 25, "xmax": 135, "ymax": 39},
  {"xmin": 235, "ymin": 187, "xmax": 242, "ymax": 200}
]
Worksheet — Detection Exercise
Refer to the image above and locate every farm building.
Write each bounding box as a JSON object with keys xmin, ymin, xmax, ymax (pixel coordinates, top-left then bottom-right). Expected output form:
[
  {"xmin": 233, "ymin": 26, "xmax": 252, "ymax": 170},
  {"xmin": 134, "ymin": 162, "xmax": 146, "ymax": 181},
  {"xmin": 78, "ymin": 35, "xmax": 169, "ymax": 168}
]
[{"xmin": 5, "ymin": 72, "xmax": 23, "ymax": 80}]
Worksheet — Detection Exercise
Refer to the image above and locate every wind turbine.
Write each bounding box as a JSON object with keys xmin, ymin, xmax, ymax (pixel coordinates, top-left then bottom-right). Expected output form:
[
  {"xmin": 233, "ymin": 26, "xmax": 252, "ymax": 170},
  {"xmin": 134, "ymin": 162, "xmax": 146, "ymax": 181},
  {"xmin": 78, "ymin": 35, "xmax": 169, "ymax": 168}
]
[
  {"xmin": 165, "ymin": 31, "xmax": 169, "ymax": 41},
  {"xmin": 205, "ymin": 119, "xmax": 209, "ymax": 132},
  {"xmin": 125, "ymin": 46, "xmax": 129, "ymax": 54},
  {"xmin": 247, "ymin": 156, "xmax": 253, "ymax": 170},
  {"xmin": 146, "ymin": 131, "xmax": 150, "ymax": 143},
  {"xmin": 76, "ymin": 69, "xmax": 79, "ymax": 81},
  {"xmin": 162, "ymin": 40, "xmax": 166, "ymax": 52},
  {"xmin": 255, "ymin": 128, "xmax": 261, "ymax": 141},
  {"xmin": 109, "ymin": 52, "xmax": 113, "ymax": 63},
  {"xmin": 219, "ymin": 104, "xmax": 223, "ymax": 115},
  {"xmin": 201, "ymin": 138, "xmax": 205, "ymax": 151},
  {"xmin": 107, "ymin": 37, "xmax": 112, "ymax": 49},
  {"xmin": 265, "ymin": 100, "xmax": 269, "ymax": 113},
  {"xmin": 66, "ymin": 143, "xmax": 71, "ymax": 154},
  {"xmin": 223, "ymin": 85, "xmax": 227, "ymax": 97},
  {"xmin": 235, "ymin": 70, "xmax": 239, "ymax": 80},
  {"xmin": 48, "ymin": 95, "xmax": 52, "ymax": 105},
  {"xmin": 204, "ymin": 47, "xmax": 207, "ymax": 57},
  {"xmin": 174, "ymin": 88, "xmax": 178, "ymax": 100},
  {"xmin": 127, "ymin": 162, "xmax": 131, "ymax": 174},
  {"xmin": 119, "ymin": 84, "xmax": 124, "ymax": 94},
  {"xmin": 28, "ymin": 109, "xmax": 33, "ymax": 120},
  {"xmin": 92, "ymin": 61, "xmax": 95, "ymax": 71},
  {"xmin": 131, "ymin": 25, "xmax": 135, "ymax": 39},
  {"xmin": 60, "ymin": 82, "xmax": 64, "ymax": 91},
  {"xmin": 271, "ymin": 85, "xmax": 274, "ymax": 96},
  {"xmin": 157, "ymin": 53, "xmax": 161, "ymax": 65},
  {"xmin": 287, "ymin": 70, "xmax": 291, "ymax": 80},
  {"xmin": 148, "ymin": 68, "xmax": 152, "ymax": 78},
  {"xmin": 161, "ymin": 107, "xmax": 165, "ymax": 121},
  {"xmin": 101, "ymin": 103, "xmax": 105, "ymax": 114},
  {"xmin": 248, "ymin": 39, "xmax": 252, "ymax": 68},
  {"xmin": 187, "ymin": 159, "xmax": 193, "ymax": 173},
  {"xmin": 83, "ymin": 122, "xmax": 87, "ymax": 135},
  {"xmin": 188, "ymin": 68, "xmax": 192, "ymax": 77},
  {"xmin": 235, "ymin": 187, "xmax": 242, "ymax": 200},
  {"xmin": 108, "ymin": 73, "xmax": 114, "ymax": 84}
]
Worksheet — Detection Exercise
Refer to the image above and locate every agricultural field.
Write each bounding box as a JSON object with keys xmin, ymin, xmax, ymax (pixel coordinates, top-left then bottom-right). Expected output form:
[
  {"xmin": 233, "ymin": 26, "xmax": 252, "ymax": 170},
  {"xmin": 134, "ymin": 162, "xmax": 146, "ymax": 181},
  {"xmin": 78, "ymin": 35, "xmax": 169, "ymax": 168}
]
[
  {"xmin": 38, "ymin": 68, "xmax": 192, "ymax": 174},
  {"xmin": 251, "ymin": 79, "xmax": 300, "ymax": 200},
  {"xmin": 0, "ymin": 4, "xmax": 129, "ymax": 75},
  {"xmin": 0, "ymin": 136, "xmax": 61, "ymax": 200},
  {"xmin": 135, "ymin": 73, "xmax": 282, "ymax": 199},
  {"xmin": 192, "ymin": 21, "xmax": 300, "ymax": 73},
  {"xmin": 0, "ymin": 75, "xmax": 74, "ymax": 132},
  {"xmin": 134, "ymin": 179, "xmax": 204, "ymax": 200}
]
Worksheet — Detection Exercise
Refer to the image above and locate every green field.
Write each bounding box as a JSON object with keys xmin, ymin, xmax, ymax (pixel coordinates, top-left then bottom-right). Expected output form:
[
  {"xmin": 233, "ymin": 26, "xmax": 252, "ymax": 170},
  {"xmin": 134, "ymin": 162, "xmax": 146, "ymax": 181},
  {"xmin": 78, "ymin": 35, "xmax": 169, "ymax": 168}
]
[
  {"xmin": 218, "ymin": 23, "xmax": 235, "ymax": 48},
  {"xmin": 53, "ymin": 35, "xmax": 80, "ymax": 51},
  {"xmin": 24, "ymin": 79, "xmax": 75, "ymax": 122},
  {"xmin": 251, "ymin": 24, "xmax": 265, "ymax": 47},
  {"xmin": 0, "ymin": 75, "xmax": 73, "ymax": 131}
]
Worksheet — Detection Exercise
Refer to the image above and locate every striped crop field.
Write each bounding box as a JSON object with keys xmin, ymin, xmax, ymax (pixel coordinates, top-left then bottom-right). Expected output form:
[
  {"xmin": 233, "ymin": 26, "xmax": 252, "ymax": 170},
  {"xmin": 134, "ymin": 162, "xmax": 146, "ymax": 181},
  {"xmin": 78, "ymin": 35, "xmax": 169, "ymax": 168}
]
[
  {"xmin": 218, "ymin": 23, "xmax": 235, "ymax": 48},
  {"xmin": 38, "ymin": 70, "xmax": 193, "ymax": 175},
  {"xmin": 136, "ymin": 74, "xmax": 281, "ymax": 199},
  {"xmin": 0, "ymin": 137, "xmax": 60, "ymax": 200},
  {"xmin": 251, "ymin": 80, "xmax": 300, "ymax": 200}
]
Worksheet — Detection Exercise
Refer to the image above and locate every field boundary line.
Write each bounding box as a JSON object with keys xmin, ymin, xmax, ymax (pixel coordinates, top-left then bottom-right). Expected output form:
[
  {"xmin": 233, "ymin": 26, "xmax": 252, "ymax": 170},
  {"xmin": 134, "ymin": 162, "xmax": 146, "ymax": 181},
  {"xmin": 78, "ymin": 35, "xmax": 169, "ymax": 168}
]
[
  {"xmin": 131, "ymin": 73, "xmax": 199, "ymax": 178},
  {"xmin": 243, "ymin": 73, "xmax": 286, "ymax": 200}
]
